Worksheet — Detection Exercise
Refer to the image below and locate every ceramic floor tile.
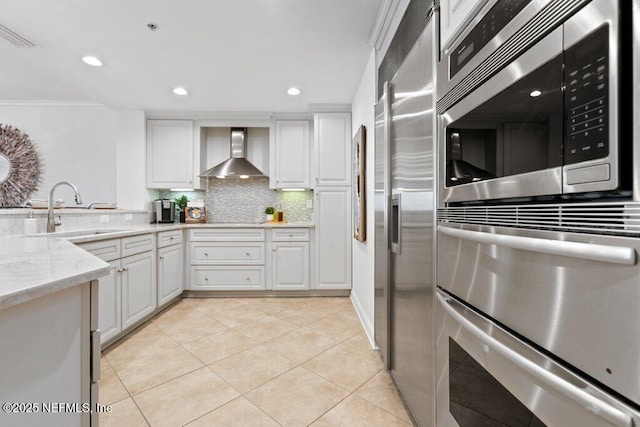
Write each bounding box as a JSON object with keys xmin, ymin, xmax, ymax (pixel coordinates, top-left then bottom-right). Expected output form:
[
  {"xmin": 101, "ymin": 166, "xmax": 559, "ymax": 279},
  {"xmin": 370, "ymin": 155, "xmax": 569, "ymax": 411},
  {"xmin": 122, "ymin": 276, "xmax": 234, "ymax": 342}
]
[
  {"xmin": 310, "ymin": 395, "xmax": 411, "ymax": 427},
  {"xmin": 186, "ymin": 397, "xmax": 279, "ymax": 427},
  {"xmin": 99, "ymin": 361, "xmax": 130, "ymax": 405},
  {"xmin": 264, "ymin": 327, "xmax": 337, "ymax": 364},
  {"xmin": 303, "ymin": 343, "xmax": 383, "ymax": 391},
  {"xmin": 303, "ymin": 297, "xmax": 353, "ymax": 316},
  {"xmin": 312, "ymin": 311, "xmax": 364, "ymax": 342},
  {"xmin": 153, "ymin": 311, "xmax": 228, "ymax": 344},
  {"xmin": 183, "ymin": 297, "xmax": 248, "ymax": 316},
  {"xmin": 341, "ymin": 331, "xmax": 375, "ymax": 354},
  {"xmin": 272, "ymin": 303, "xmax": 335, "ymax": 326},
  {"xmin": 234, "ymin": 315, "xmax": 298, "ymax": 343},
  {"xmin": 133, "ymin": 367, "xmax": 239, "ymax": 427},
  {"xmin": 209, "ymin": 345, "xmax": 296, "ymax": 393},
  {"xmin": 246, "ymin": 367, "xmax": 349, "ymax": 427},
  {"xmin": 355, "ymin": 371, "xmax": 413, "ymax": 424},
  {"xmin": 99, "ymin": 397, "xmax": 148, "ymax": 427},
  {"xmin": 182, "ymin": 329, "xmax": 258, "ymax": 365},
  {"xmin": 112, "ymin": 345, "xmax": 204, "ymax": 395},
  {"xmin": 239, "ymin": 297, "xmax": 313, "ymax": 315},
  {"xmin": 104, "ymin": 323, "xmax": 179, "ymax": 368},
  {"xmin": 210, "ymin": 306, "xmax": 269, "ymax": 328}
]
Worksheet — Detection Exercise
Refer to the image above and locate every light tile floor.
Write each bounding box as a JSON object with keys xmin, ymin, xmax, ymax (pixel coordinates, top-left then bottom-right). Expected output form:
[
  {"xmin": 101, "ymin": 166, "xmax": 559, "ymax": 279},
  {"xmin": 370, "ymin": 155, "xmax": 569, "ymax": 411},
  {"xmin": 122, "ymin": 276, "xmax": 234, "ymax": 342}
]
[{"xmin": 100, "ymin": 297, "xmax": 414, "ymax": 427}]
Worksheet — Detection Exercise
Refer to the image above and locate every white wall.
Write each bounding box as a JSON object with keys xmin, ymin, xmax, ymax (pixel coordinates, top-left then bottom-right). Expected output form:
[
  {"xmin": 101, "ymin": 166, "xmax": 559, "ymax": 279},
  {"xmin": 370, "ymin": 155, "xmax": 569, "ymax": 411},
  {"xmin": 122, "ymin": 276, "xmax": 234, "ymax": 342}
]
[
  {"xmin": 350, "ymin": 50, "xmax": 377, "ymax": 345},
  {"xmin": 116, "ymin": 110, "xmax": 157, "ymax": 210},
  {"xmin": 0, "ymin": 102, "xmax": 117, "ymax": 207}
]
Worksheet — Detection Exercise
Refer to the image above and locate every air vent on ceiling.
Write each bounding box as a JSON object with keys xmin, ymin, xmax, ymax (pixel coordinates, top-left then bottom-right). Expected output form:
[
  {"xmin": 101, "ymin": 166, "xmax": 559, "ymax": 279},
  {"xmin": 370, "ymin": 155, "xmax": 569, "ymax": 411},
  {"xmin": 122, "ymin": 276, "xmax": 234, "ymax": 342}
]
[{"xmin": 0, "ymin": 23, "xmax": 35, "ymax": 47}]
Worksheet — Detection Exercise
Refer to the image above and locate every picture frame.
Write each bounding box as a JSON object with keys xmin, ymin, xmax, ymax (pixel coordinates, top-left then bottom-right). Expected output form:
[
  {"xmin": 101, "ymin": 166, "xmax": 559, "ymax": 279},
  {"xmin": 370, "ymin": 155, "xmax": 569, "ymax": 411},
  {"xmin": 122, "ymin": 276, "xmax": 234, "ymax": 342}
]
[{"xmin": 352, "ymin": 125, "xmax": 366, "ymax": 242}]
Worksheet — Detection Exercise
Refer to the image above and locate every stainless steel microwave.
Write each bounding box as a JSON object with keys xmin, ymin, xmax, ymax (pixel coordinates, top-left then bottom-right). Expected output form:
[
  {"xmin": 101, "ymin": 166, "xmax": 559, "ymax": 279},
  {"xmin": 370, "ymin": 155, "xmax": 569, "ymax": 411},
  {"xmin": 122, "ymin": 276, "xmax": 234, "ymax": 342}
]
[{"xmin": 436, "ymin": 0, "xmax": 632, "ymax": 204}]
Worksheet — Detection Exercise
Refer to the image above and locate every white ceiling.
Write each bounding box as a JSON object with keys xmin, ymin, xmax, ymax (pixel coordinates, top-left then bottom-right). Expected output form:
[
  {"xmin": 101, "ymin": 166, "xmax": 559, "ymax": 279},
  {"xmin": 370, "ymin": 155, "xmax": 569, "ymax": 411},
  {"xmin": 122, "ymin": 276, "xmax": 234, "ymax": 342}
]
[{"xmin": 0, "ymin": 0, "xmax": 383, "ymax": 113}]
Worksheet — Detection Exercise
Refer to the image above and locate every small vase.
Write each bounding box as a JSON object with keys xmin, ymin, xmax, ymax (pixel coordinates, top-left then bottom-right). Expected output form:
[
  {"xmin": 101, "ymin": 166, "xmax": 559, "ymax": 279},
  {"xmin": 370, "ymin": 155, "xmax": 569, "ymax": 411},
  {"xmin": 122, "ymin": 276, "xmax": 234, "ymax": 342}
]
[
  {"xmin": 266, "ymin": 214, "xmax": 274, "ymax": 222},
  {"xmin": 179, "ymin": 211, "xmax": 186, "ymax": 223}
]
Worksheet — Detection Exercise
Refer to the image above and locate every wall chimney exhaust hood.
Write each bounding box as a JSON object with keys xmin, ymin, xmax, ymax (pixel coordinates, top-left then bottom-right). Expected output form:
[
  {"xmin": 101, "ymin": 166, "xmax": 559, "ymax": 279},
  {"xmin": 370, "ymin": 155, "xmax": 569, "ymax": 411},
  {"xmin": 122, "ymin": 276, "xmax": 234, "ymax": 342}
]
[{"xmin": 199, "ymin": 128, "xmax": 267, "ymax": 179}]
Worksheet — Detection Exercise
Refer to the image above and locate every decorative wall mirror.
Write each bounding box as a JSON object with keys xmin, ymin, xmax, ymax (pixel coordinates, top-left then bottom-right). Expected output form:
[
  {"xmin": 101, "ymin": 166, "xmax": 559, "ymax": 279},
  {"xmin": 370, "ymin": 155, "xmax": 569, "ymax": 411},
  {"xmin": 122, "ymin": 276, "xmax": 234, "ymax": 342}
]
[{"xmin": 0, "ymin": 124, "xmax": 41, "ymax": 207}]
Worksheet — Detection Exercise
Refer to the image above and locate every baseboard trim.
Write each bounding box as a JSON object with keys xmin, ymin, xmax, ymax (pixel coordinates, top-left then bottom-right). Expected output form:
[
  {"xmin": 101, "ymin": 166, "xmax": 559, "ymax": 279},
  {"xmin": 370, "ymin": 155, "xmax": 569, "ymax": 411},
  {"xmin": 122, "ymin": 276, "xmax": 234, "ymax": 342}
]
[
  {"xmin": 350, "ymin": 291, "xmax": 376, "ymax": 350},
  {"xmin": 182, "ymin": 290, "xmax": 351, "ymax": 298}
]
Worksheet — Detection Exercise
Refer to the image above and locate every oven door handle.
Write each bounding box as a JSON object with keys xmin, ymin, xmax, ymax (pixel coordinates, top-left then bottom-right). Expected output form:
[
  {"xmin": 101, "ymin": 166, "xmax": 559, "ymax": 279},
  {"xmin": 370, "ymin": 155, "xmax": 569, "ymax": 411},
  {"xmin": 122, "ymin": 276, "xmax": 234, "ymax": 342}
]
[
  {"xmin": 436, "ymin": 291, "xmax": 633, "ymax": 427},
  {"xmin": 437, "ymin": 226, "xmax": 636, "ymax": 266}
]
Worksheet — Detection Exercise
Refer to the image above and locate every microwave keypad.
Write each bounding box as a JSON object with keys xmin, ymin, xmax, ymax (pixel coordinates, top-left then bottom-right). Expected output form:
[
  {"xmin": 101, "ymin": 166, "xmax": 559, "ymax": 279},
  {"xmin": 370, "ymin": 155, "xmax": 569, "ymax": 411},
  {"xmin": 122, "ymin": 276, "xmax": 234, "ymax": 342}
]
[{"xmin": 564, "ymin": 25, "xmax": 609, "ymax": 164}]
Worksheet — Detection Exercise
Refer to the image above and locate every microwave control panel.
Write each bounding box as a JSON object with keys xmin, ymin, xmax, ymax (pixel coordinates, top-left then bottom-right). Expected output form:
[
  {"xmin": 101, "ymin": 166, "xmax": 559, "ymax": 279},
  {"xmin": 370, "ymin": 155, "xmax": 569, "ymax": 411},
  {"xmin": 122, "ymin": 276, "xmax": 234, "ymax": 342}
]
[{"xmin": 564, "ymin": 25, "xmax": 609, "ymax": 164}]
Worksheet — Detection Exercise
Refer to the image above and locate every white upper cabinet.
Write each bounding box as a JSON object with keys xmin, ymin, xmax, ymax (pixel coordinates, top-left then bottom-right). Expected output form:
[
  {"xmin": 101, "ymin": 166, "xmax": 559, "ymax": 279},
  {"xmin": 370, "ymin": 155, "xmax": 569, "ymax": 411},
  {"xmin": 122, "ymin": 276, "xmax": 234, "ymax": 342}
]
[
  {"xmin": 313, "ymin": 113, "xmax": 352, "ymax": 187},
  {"xmin": 271, "ymin": 121, "xmax": 310, "ymax": 189},
  {"xmin": 440, "ymin": 0, "xmax": 484, "ymax": 50},
  {"xmin": 147, "ymin": 120, "xmax": 194, "ymax": 189}
]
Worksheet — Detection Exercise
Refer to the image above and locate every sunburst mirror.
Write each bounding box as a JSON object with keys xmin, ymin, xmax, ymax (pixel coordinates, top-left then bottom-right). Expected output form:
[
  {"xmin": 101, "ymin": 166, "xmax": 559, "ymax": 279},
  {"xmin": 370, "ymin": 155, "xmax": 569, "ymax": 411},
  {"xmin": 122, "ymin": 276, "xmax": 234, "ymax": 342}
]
[{"xmin": 0, "ymin": 124, "xmax": 41, "ymax": 207}]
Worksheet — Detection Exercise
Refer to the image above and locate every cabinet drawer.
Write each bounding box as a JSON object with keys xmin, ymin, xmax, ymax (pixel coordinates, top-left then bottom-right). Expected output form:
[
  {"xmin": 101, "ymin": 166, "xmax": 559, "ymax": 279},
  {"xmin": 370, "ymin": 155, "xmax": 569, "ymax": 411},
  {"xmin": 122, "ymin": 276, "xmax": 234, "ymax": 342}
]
[
  {"xmin": 271, "ymin": 228, "xmax": 310, "ymax": 242},
  {"xmin": 122, "ymin": 233, "xmax": 156, "ymax": 257},
  {"xmin": 158, "ymin": 230, "xmax": 183, "ymax": 248},
  {"xmin": 191, "ymin": 266, "xmax": 265, "ymax": 290},
  {"xmin": 191, "ymin": 242, "xmax": 265, "ymax": 265},
  {"xmin": 190, "ymin": 228, "xmax": 265, "ymax": 242},
  {"xmin": 78, "ymin": 239, "xmax": 121, "ymax": 262}
]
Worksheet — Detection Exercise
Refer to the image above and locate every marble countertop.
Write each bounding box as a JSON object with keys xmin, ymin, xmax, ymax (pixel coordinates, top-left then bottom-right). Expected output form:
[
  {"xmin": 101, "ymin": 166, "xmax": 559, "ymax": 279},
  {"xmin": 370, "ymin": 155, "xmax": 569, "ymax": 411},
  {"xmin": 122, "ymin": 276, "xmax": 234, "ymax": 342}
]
[{"xmin": 0, "ymin": 235, "xmax": 110, "ymax": 310}]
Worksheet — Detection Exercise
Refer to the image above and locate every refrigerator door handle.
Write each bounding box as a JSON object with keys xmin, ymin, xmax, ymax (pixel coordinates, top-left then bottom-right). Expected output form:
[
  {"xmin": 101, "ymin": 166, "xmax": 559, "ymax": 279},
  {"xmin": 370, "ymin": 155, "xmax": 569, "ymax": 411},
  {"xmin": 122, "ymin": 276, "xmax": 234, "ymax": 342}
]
[
  {"xmin": 436, "ymin": 290, "xmax": 634, "ymax": 427},
  {"xmin": 391, "ymin": 193, "xmax": 401, "ymax": 254},
  {"xmin": 438, "ymin": 226, "xmax": 636, "ymax": 265}
]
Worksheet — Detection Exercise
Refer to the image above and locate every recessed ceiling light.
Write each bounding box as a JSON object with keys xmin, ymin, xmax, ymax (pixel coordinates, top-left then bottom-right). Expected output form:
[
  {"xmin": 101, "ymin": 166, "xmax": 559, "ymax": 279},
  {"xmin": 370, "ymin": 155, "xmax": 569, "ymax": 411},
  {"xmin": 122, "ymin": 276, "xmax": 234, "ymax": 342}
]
[
  {"xmin": 173, "ymin": 87, "xmax": 188, "ymax": 96},
  {"xmin": 216, "ymin": 175, "xmax": 225, "ymax": 179},
  {"xmin": 287, "ymin": 87, "xmax": 301, "ymax": 96},
  {"xmin": 529, "ymin": 90, "xmax": 542, "ymax": 97},
  {"xmin": 239, "ymin": 175, "xmax": 250, "ymax": 179},
  {"xmin": 82, "ymin": 56, "xmax": 103, "ymax": 67}
]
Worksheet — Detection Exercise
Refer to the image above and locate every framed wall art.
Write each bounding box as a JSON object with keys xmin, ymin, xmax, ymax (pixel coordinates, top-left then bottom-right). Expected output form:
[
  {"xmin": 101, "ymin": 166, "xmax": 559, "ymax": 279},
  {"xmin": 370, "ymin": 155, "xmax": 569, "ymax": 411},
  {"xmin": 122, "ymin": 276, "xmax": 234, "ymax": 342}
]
[{"xmin": 352, "ymin": 125, "xmax": 366, "ymax": 242}]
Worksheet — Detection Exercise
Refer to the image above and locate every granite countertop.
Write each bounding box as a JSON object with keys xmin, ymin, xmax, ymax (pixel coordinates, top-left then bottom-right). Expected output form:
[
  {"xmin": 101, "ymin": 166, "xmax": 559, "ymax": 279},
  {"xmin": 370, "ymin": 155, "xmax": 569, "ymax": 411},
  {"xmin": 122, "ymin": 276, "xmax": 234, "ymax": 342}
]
[{"xmin": 0, "ymin": 235, "xmax": 110, "ymax": 310}]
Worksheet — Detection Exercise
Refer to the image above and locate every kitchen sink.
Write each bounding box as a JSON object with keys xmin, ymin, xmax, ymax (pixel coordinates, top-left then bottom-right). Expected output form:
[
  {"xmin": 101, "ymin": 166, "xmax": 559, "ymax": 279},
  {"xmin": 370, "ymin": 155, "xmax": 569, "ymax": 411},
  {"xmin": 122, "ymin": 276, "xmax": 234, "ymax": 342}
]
[{"xmin": 48, "ymin": 228, "xmax": 134, "ymax": 238}]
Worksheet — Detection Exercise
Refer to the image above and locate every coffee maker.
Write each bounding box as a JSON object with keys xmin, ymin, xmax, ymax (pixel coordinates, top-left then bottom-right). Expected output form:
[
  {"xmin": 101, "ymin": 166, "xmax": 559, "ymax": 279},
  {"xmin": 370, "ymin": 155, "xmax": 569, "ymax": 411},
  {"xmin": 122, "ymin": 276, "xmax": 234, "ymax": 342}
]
[{"xmin": 154, "ymin": 199, "xmax": 175, "ymax": 223}]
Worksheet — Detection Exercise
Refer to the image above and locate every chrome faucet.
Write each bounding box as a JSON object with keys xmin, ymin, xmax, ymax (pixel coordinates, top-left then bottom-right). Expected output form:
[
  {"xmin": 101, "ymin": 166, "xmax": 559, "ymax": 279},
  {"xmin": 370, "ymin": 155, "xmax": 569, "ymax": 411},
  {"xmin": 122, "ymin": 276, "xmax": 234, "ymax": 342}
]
[{"xmin": 47, "ymin": 181, "xmax": 82, "ymax": 232}]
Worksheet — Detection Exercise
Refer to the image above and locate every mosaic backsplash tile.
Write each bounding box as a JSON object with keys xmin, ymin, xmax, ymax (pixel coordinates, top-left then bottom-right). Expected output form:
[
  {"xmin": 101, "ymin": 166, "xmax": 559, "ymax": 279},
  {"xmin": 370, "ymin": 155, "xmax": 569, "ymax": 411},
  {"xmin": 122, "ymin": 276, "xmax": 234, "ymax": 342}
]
[{"xmin": 160, "ymin": 179, "xmax": 313, "ymax": 224}]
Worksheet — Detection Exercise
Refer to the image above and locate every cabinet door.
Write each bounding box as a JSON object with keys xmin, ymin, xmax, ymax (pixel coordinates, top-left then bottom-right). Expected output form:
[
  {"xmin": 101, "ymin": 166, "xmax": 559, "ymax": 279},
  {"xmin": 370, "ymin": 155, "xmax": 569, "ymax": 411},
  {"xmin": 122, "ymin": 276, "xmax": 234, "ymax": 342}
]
[
  {"xmin": 314, "ymin": 187, "xmax": 352, "ymax": 289},
  {"xmin": 121, "ymin": 251, "xmax": 157, "ymax": 330},
  {"xmin": 272, "ymin": 121, "xmax": 310, "ymax": 189},
  {"xmin": 99, "ymin": 261, "xmax": 122, "ymax": 343},
  {"xmin": 147, "ymin": 120, "xmax": 194, "ymax": 189},
  {"xmin": 440, "ymin": 0, "xmax": 484, "ymax": 49},
  {"xmin": 314, "ymin": 113, "xmax": 352, "ymax": 186},
  {"xmin": 158, "ymin": 244, "xmax": 184, "ymax": 307},
  {"xmin": 271, "ymin": 242, "xmax": 310, "ymax": 290}
]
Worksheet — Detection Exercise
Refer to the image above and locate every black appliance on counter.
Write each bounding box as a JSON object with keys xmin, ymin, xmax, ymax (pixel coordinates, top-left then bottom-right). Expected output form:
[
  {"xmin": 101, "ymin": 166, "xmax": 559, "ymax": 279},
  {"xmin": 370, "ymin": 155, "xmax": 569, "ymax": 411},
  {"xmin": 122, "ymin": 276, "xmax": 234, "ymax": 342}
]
[{"xmin": 154, "ymin": 199, "xmax": 175, "ymax": 223}]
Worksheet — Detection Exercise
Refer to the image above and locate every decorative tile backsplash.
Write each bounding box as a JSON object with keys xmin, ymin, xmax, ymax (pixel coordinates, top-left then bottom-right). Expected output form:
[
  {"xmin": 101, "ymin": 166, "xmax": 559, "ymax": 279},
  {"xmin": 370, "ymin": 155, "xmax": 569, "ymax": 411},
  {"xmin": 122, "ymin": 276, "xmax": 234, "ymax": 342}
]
[{"xmin": 160, "ymin": 179, "xmax": 313, "ymax": 223}]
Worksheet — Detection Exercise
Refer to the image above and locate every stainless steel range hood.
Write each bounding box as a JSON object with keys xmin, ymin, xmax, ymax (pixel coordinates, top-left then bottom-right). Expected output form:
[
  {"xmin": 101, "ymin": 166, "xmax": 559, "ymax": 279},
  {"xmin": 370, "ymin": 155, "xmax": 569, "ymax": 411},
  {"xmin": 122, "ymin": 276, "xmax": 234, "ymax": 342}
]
[{"xmin": 199, "ymin": 128, "xmax": 267, "ymax": 178}]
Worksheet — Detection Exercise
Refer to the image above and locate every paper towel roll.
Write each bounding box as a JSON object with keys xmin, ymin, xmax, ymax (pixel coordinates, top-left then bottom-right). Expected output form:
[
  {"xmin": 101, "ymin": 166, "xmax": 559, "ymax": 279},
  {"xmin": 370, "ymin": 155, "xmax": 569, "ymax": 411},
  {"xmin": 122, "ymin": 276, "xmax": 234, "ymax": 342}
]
[{"xmin": 24, "ymin": 218, "xmax": 37, "ymax": 235}]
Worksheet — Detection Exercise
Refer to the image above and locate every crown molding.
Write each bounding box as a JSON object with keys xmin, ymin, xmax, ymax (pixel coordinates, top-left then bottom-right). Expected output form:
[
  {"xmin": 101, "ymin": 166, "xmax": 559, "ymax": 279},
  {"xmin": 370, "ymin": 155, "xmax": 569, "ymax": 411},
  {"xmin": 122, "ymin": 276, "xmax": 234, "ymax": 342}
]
[
  {"xmin": 368, "ymin": 0, "xmax": 403, "ymax": 50},
  {"xmin": 0, "ymin": 100, "xmax": 106, "ymax": 108},
  {"xmin": 308, "ymin": 103, "xmax": 352, "ymax": 114}
]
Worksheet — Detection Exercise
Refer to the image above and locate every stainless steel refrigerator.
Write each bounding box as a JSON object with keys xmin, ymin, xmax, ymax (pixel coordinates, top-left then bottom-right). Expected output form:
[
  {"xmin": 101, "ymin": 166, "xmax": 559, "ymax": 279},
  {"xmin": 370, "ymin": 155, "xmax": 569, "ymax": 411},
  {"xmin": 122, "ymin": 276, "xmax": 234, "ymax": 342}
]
[{"xmin": 374, "ymin": 10, "xmax": 435, "ymax": 427}]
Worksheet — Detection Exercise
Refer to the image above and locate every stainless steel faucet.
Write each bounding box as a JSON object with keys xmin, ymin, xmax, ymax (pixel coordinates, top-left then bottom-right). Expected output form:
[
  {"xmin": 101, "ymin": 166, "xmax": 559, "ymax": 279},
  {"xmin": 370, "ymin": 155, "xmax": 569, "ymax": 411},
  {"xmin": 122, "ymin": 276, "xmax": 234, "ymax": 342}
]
[{"xmin": 47, "ymin": 181, "xmax": 82, "ymax": 232}]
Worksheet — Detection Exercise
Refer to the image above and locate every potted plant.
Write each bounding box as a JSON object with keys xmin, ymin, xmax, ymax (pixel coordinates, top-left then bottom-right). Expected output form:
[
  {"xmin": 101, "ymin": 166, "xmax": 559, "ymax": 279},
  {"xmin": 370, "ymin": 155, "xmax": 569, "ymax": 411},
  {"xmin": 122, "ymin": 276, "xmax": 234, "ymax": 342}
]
[
  {"xmin": 265, "ymin": 206, "xmax": 275, "ymax": 222},
  {"xmin": 175, "ymin": 195, "xmax": 189, "ymax": 223}
]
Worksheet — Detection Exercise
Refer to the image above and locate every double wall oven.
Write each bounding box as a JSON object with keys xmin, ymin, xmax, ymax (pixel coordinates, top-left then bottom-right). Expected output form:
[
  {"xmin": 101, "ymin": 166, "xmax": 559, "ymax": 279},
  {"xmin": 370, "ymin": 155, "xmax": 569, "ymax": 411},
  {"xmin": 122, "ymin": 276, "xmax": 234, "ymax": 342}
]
[{"xmin": 435, "ymin": 0, "xmax": 640, "ymax": 425}]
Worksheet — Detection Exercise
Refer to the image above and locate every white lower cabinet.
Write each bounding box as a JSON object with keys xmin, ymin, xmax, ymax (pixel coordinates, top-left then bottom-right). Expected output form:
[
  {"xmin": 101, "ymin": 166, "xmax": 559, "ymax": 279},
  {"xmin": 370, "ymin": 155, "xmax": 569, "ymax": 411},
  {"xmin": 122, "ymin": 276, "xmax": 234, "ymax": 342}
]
[
  {"xmin": 158, "ymin": 243, "xmax": 184, "ymax": 306},
  {"xmin": 189, "ymin": 229, "xmax": 266, "ymax": 290},
  {"xmin": 78, "ymin": 234, "xmax": 158, "ymax": 345},
  {"xmin": 121, "ymin": 251, "xmax": 157, "ymax": 330},
  {"xmin": 271, "ymin": 242, "xmax": 310, "ymax": 290},
  {"xmin": 99, "ymin": 261, "xmax": 122, "ymax": 343}
]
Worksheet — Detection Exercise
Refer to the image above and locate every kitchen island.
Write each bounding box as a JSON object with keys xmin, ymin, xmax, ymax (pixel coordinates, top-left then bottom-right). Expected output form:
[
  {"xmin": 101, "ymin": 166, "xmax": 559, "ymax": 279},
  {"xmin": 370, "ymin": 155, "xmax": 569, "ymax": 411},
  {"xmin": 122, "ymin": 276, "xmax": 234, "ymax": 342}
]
[{"xmin": 0, "ymin": 235, "xmax": 109, "ymax": 427}]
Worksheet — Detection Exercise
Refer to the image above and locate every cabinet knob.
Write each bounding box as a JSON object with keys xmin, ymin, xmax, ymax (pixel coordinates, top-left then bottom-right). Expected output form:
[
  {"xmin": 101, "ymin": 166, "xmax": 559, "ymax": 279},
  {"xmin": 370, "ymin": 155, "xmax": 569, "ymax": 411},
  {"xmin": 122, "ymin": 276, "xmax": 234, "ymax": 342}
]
[
  {"xmin": 169, "ymin": 236, "xmax": 174, "ymax": 240},
  {"xmin": 245, "ymin": 252, "xmax": 250, "ymax": 256},
  {"xmin": 204, "ymin": 277, "xmax": 209, "ymax": 281},
  {"xmin": 289, "ymin": 233, "xmax": 293, "ymax": 237},
  {"xmin": 159, "ymin": 256, "xmax": 164, "ymax": 260},
  {"xmin": 272, "ymin": 248, "xmax": 276, "ymax": 252},
  {"xmin": 122, "ymin": 267, "xmax": 128, "ymax": 271},
  {"xmin": 204, "ymin": 252, "xmax": 208, "ymax": 256},
  {"xmin": 245, "ymin": 277, "xmax": 250, "ymax": 281},
  {"xmin": 117, "ymin": 268, "xmax": 122, "ymax": 273}
]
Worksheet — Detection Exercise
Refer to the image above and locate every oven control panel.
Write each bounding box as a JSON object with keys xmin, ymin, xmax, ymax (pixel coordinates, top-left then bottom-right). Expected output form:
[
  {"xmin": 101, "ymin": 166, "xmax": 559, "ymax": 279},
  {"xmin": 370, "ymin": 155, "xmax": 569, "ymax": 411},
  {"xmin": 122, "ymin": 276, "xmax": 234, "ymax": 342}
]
[{"xmin": 564, "ymin": 25, "xmax": 609, "ymax": 164}]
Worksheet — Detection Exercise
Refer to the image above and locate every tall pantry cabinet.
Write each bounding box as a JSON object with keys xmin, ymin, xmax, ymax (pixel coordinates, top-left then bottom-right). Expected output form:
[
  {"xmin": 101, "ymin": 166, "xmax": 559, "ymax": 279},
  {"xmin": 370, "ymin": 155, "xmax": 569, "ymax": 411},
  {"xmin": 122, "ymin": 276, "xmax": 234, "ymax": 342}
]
[{"xmin": 313, "ymin": 113, "xmax": 352, "ymax": 290}]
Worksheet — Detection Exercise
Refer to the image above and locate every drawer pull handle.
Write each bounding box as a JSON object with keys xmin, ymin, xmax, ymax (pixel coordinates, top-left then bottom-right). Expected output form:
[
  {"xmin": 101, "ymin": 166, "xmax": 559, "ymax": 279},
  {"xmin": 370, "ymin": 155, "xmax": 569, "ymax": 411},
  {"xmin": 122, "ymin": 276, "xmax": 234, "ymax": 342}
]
[
  {"xmin": 272, "ymin": 248, "xmax": 276, "ymax": 252},
  {"xmin": 289, "ymin": 234, "xmax": 293, "ymax": 237},
  {"xmin": 204, "ymin": 277, "xmax": 208, "ymax": 281}
]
